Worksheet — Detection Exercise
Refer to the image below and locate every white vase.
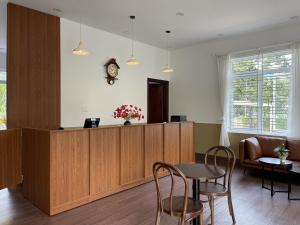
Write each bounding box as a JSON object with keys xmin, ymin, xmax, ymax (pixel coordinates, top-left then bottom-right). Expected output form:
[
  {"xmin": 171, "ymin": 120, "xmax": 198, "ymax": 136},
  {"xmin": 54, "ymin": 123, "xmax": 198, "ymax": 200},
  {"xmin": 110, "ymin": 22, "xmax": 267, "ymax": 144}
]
[{"xmin": 279, "ymin": 156, "xmax": 287, "ymax": 164}]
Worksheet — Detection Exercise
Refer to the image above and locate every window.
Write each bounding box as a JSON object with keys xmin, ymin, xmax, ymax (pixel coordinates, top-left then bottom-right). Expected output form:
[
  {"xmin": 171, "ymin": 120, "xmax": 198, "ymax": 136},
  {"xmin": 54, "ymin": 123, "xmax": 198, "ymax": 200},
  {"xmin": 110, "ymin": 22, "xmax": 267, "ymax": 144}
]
[
  {"xmin": 230, "ymin": 49, "xmax": 292, "ymax": 135},
  {"xmin": 0, "ymin": 71, "xmax": 6, "ymax": 129}
]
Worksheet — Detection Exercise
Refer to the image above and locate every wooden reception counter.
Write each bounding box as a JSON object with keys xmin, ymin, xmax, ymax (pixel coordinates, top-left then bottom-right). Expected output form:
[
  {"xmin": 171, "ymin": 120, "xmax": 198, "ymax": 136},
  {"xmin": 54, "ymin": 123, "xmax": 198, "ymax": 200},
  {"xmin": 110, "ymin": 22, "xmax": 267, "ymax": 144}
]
[
  {"xmin": 22, "ymin": 122, "xmax": 195, "ymax": 215},
  {"xmin": 0, "ymin": 129, "xmax": 22, "ymax": 189}
]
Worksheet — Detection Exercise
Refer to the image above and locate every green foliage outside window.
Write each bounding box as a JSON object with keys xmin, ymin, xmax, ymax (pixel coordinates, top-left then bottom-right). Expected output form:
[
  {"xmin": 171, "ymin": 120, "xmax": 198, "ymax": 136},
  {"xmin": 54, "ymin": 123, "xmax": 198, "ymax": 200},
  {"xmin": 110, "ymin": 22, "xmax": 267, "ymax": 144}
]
[
  {"xmin": 0, "ymin": 84, "xmax": 6, "ymax": 128},
  {"xmin": 0, "ymin": 71, "xmax": 6, "ymax": 129}
]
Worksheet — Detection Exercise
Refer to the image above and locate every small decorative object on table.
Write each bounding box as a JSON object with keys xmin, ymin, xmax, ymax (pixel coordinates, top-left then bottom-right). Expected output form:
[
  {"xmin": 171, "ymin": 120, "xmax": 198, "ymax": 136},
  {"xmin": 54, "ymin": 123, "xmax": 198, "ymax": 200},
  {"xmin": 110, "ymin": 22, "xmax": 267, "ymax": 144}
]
[
  {"xmin": 274, "ymin": 143, "xmax": 289, "ymax": 164},
  {"xmin": 113, "ymin": 105, "xmax": 144, "ymax": 125}
]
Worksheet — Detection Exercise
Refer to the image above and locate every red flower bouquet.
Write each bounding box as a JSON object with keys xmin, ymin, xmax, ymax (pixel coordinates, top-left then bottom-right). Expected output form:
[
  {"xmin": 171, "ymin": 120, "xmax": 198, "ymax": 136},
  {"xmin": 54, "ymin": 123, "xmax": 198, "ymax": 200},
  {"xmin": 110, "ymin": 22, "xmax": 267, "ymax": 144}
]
[{"xmin": 113, "ymin": 105, "xmax": 144, "ymax": 125}]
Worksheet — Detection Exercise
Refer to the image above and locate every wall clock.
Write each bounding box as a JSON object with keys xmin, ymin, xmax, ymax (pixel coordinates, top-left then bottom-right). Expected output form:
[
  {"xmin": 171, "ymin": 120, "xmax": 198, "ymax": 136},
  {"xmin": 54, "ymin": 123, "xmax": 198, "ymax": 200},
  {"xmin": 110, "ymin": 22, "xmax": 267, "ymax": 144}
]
[{"xmin": 104, "ymin": 58, "xmax": 120, "ymax": 85}]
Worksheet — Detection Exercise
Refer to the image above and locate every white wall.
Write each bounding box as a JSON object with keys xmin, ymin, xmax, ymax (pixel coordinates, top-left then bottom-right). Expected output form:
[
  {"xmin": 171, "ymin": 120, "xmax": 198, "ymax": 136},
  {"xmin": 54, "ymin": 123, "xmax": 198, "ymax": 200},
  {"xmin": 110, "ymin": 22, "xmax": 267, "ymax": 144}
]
[
  {"xmin": 170, "ymin": 22, "xmax": 300, "ymax": 124},
  {"xmin": 61, "ymin": 18, "xmax": 170, "ymax": 127}
]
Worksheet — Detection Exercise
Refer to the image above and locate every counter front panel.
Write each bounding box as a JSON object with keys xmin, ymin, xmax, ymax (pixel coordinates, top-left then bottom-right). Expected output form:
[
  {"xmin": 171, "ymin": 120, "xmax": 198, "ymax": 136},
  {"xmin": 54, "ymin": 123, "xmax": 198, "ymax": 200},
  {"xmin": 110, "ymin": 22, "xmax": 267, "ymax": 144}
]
[{"xmin": 22, "ymin": 122, "xmax": 195, "ymax": 215}]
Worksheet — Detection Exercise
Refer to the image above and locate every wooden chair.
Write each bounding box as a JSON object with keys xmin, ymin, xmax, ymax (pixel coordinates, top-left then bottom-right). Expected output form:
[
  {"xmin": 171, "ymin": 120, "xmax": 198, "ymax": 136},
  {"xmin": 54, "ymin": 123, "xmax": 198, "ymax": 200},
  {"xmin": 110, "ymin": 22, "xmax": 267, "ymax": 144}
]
[
  {"xmin": 153, "ymin": 161, "xmax": 204, "ymax": 225},
  {"xmin": 200, "ymin": 146, "xmax": 236, "ymax": 225}
]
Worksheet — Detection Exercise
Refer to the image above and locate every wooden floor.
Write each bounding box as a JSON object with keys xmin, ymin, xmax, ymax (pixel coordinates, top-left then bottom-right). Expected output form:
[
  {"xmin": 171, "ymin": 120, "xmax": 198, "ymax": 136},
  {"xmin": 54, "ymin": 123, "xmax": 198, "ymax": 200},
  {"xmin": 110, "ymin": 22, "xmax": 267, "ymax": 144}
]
[{"xmin": 1, "ymin": 167, "xmax": 300, "ymax": 225}]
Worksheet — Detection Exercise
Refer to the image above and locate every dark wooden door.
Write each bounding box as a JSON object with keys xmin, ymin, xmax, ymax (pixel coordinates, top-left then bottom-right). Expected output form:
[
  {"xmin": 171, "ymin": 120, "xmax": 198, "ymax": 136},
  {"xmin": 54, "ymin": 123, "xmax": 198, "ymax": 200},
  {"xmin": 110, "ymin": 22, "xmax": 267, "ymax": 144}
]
[{"xmin": 148, "ymin": 78, "xmax": 169, "ymax": 123}]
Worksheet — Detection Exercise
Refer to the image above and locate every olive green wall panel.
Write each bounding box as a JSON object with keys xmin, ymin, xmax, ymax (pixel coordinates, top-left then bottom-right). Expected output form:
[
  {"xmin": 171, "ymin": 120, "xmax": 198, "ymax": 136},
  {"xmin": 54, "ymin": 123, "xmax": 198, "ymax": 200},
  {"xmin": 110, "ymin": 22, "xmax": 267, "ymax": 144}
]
[{"xmin": 195, "ymin": 123, "xmax": 255, "ymax": 157}]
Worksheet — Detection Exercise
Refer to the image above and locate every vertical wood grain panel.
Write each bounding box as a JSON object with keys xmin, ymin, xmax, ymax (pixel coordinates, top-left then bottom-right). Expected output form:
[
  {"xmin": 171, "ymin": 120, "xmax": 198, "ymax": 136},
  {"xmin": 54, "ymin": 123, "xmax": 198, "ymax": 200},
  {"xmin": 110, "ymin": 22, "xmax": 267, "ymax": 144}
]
[
  {"xmin": 144, "ymin": 124, "xmax": 164, "ymax": 178},
  {"xmin": 180, "ymin": 122, "xmax": 195, "ymax": 163},
  {"xmin": 120, "ymin": 126, "xmax": 144, "ymax": 185},
  {"xmin": 7, "ymin": 3, "xmax": 60, "ymax": 129},
  {"xmin": 0, "ymin": 129, "xmax": 22, "ymax": 189},
  {"xmin": 22, "ymin": 128, "xmax": 51, "ymax": 214},
  {"xmin": 50, "ymin": 130, "xmax": 90, "ymax": 209},
  {"xmin": 90, "ymin": 128, "xmax": 120, "ymax": 196},
  {"xmin": 164, "ymin": 123, "xmax": 180, "ymax": 165}
]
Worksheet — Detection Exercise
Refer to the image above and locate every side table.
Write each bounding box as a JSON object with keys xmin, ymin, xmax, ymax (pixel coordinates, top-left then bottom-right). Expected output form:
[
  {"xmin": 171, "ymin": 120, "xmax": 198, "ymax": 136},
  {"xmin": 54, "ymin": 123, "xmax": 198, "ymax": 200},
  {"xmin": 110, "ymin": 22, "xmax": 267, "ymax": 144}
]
[
  {"xmin": 259, "ymin": 157, "xmax": 293, "ymax": 197},
  {"xmin": 288, "ymin": 166, "xmax": 300, "ymax": 200}
]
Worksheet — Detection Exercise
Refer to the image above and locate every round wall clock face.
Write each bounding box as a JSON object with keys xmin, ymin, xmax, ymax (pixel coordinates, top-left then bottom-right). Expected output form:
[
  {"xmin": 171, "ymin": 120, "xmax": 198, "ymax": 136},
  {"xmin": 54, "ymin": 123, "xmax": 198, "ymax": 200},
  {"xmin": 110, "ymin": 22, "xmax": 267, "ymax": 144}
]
[{"xmin": 107, "ymin": 63, "xmax": 118, "ymax": 77}]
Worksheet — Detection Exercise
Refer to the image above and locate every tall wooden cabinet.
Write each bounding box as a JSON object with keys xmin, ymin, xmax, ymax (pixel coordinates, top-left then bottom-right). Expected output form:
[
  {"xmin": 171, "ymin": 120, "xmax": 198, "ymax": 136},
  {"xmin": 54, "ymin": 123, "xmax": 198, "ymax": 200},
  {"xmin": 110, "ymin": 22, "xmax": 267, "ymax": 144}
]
[{"xmin": 7, "ymin": 3, "xmax": 60, "ymax": 129}]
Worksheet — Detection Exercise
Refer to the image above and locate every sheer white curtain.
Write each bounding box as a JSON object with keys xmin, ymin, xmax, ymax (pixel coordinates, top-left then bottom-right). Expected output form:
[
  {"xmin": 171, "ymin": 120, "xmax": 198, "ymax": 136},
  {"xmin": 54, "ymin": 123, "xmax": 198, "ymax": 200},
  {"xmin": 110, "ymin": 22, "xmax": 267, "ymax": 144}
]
[
  {"xmin": 288, "ymin": 44, "xmax": 300, "ymax": 139},
  {"xmin": 217, "ymin": 55, "xmax": 231, "ymax": 147}
]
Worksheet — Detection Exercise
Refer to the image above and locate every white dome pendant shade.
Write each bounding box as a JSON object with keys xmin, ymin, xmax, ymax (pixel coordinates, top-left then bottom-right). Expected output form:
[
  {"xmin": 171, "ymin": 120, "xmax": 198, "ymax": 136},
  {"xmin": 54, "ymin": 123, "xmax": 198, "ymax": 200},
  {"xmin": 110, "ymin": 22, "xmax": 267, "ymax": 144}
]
[
  {"xmin": 162, "ymin": 63, "xmax": 174, "ymax": 73},
  {"xmin": 72, "ymin": 41, "xmax": 89, "ymax": 56},
  {"xmin": 126, "ymin": 16, "xmax": 140, "ymax": 65},
  {"xmin": 162, "ymin": 30, "xmax": 174, "ymax": 73},
  {"xmin": 126, "ymin": 56, "xmax": 140, "ymax": 65},
  {"xmin": 72, "ymin": 23, "xmax": 89, "ymax": 56}
]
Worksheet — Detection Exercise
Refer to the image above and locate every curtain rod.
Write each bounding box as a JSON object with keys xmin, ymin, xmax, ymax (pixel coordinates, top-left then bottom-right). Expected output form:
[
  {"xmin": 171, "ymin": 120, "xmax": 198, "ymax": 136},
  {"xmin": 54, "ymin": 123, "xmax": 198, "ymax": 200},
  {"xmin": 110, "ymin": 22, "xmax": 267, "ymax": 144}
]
[{"xmin": 214, "ymin": 40, "xmax": 296, "ymax": 57}]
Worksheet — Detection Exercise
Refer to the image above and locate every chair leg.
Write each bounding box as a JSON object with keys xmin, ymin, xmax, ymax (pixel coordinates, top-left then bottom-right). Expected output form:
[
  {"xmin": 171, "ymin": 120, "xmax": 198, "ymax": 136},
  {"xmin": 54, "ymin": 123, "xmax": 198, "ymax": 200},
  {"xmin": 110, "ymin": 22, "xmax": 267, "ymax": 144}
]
[
  {"xmin": 243, "ymin": 167, "xmax": 247, "ymax": 175},
  {"xmin": 179, "ymin": 217, "xmax": 185, "ymax": 225},
  {"xmin": 228, "ymin": 193, "xmax": 236, "ymax": 224},
  {"xmin": 200, "ymin": 213, "xmax": 204, "ymax": 225},
  {"xmin": 155, "ymin": 210, "xmax": 161, "ymax": 225},
  {"xmin": 208, "ymin": 195, "xmax": 215, "ymax": 225}
]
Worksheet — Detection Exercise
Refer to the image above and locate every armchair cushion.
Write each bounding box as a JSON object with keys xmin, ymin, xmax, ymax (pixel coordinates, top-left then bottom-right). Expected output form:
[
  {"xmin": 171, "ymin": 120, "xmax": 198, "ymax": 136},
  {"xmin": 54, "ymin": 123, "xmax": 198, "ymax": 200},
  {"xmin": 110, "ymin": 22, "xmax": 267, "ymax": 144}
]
[
  {"xmin": 245, "ymin": 137, "xmax": 262, "ymax": 160},
  {"xmin": 256, "ymin": 136, "xmax": 286, "ymax": 157},
  {"xmin": 287, "ymin": 139, "xmax": 300, "ymax": 160}
]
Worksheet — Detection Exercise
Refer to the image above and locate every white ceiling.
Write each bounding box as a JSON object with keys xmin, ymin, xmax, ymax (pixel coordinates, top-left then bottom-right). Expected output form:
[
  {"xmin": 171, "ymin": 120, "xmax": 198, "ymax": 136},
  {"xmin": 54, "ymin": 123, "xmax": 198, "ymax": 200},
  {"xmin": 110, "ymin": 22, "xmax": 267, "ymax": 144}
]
[{"xmin": 1, "ymin": 0, "xmax": 300, "ymax": 50}]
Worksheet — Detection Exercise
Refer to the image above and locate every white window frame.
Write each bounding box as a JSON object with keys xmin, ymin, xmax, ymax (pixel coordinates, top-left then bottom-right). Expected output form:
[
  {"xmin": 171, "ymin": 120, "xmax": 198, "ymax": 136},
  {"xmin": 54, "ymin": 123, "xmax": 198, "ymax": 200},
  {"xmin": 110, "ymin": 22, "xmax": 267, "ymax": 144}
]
[{"xmin": 228, "ymin": 49, "xmax": 292, "ymax": 136}]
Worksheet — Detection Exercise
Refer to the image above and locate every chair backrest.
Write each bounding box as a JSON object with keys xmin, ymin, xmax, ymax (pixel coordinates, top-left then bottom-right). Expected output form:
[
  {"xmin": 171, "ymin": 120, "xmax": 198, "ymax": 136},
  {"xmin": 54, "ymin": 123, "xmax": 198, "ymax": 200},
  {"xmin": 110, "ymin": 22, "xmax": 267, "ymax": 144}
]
[
  {"xmin": 204, "ymin": 146, "xmax": 236, "ymax": 189},
  {"xmin": 152, "ymin": 161, "xmax": 189, "ymax": 218}
]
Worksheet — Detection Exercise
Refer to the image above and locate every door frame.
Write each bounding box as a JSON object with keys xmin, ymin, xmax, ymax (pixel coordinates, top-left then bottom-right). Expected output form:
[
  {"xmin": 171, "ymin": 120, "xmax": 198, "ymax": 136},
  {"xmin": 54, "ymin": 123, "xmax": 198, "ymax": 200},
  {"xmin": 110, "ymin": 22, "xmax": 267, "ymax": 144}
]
[{"xmin": 147, "ymin": 78, "xmax": 169, "ymax": 123}]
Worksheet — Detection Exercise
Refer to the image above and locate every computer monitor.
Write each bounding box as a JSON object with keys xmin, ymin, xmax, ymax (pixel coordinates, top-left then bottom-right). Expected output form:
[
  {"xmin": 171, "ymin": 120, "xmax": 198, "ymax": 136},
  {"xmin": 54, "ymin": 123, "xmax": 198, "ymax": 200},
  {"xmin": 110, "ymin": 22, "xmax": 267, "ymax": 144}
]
[{"xmin": 84, "ymin": 118, "xmax": 100, "ymax": 128}]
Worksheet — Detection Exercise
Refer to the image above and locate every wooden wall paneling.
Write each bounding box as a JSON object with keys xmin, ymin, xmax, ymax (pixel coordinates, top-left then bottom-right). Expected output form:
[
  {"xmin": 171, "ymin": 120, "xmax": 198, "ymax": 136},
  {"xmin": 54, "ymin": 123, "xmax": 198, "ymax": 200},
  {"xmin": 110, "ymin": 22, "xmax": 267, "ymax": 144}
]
[
  {"xmin": 90, "ymin": 127, "xmax": 120, "ymax": 197},
  {"xmin": 22, "ymin": 128, "xmax": 51, "ymax": 214},
  {"xmin": 7, "ymin": 3, "xmax": 60, "ymax": 129},
  {"xmin": 144, "ymin": 124, "xmax": 164, "ymax": 178},
  {"xmin": 0, "ymin": 129, "xmax": 22, "ymax": 189},
  {"xmin": 50, "ymin": 129, "xmax": 90, "ymax": 214},
  {"xmin": 164, "ymin": 123, "xmax": 180, "ymax": 165},
  {"xmin": 120, "ymin": 126, "xmax": 145, "ymax": 185},
  {"xmin": 180, "ymin": 122, "xmax": 195, "ymax": 163}
]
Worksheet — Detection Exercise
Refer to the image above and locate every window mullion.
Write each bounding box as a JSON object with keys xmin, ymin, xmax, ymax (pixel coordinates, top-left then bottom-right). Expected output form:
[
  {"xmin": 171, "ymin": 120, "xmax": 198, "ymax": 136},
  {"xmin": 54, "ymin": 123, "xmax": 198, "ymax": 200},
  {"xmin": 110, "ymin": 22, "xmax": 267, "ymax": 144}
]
[{"xmin": 257, "ymin": 53, "xmax": 263, "ymax": 134}]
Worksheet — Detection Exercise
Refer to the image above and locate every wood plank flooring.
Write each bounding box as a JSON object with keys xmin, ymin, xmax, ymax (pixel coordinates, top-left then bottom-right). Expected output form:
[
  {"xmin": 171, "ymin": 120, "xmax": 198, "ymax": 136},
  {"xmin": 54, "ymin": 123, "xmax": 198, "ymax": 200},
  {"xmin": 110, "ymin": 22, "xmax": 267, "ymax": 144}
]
[{"xmin": 0, "ymin": 168, "xmax": 300, "ymax": 225}]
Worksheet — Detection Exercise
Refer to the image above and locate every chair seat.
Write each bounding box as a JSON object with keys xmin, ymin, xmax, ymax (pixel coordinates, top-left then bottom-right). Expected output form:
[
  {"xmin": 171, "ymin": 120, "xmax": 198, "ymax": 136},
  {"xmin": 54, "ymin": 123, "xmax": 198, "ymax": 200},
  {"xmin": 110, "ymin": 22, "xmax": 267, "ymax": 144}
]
[
  {"xmin": 199, "ymin": 182, "xmax": 227, "ymax": 195},
  {"xmin": 162, "ymin": 196, "xmax": 203, "ymax": 217}
]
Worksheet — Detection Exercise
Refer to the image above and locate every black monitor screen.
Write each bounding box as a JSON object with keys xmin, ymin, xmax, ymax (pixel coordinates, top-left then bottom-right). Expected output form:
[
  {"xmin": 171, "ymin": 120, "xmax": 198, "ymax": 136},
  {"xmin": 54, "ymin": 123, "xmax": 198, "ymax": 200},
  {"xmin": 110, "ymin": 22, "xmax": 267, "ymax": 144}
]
[{"xmin": 84, "ymin": 118, "xmax": 100, "ymax": 128}]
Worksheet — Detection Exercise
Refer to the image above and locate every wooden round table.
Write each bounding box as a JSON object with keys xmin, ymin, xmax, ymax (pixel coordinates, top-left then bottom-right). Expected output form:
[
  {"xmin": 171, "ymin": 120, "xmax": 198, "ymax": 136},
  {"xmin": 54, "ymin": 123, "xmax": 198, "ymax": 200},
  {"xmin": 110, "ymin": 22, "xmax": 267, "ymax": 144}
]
[
  {"xmin": 288, "ymin": 166, "xmax": 300, "ymax": 200},
  {"xmin": 258, "ymin": 157, "xmax": 293, "ymax": 197},
  {"xmin": 175, "ymin": 163, "xmax": 226, "ymax": 225}
]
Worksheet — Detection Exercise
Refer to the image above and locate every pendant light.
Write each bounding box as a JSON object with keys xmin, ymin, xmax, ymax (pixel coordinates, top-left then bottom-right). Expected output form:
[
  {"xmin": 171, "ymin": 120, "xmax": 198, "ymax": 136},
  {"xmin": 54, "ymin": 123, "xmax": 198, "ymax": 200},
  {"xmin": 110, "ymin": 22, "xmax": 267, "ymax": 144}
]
[
  {"xmin": 162, "ymin": 30, "xmax": 174, "ymax": 73},
  {"xmin": 72, "ymin": 22, "xmax": 89, "ymax": 56},
  {"xmin": 126, "ymin": 16, "xmax": 140, "ymax": 65}
]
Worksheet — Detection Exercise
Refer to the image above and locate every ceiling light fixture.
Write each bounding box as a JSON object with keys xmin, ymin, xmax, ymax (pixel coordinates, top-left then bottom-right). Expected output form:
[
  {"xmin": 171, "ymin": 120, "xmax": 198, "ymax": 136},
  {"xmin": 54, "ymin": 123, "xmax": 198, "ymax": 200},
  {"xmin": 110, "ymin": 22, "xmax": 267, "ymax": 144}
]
[
  {"xmin": 176, "ymin": 12, "xmax": 184, "ymax": 17},
  {"xmin": 126, "ymin": 15, "xmax": 140, "ymax": 65},
  {"xmin": 52, "ymin": 8, "xmax": 62, "ymax": 13},
  {"xmin": 162, "ymin": 30, "xmax": 174, "ymax": 73},
  {"xmin": 72, "ymin": 22, "xmax": 89, "ymax": 56}
]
